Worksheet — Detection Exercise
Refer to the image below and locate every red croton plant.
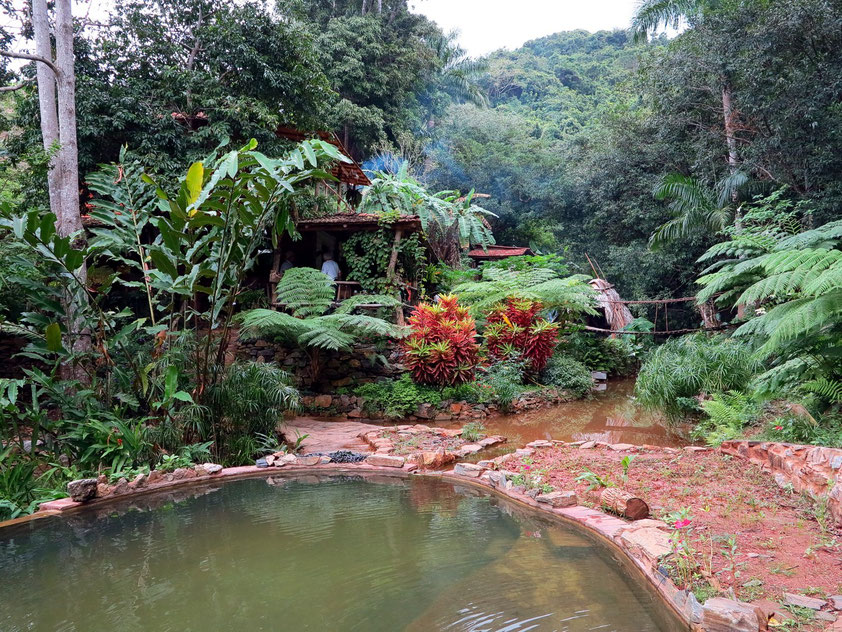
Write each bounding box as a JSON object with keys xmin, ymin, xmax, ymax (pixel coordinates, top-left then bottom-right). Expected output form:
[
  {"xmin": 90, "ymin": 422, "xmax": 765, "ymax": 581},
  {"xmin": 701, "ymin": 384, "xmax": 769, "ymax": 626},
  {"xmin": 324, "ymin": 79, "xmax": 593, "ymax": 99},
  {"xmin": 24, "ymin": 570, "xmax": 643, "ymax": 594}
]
[
  {"xmin": 484, "ymin": 297, "xmax": 559, "ymax": 372},
  {"xmin": 402, "ymin": 294, "xmax": 480, "ymax": 385}
]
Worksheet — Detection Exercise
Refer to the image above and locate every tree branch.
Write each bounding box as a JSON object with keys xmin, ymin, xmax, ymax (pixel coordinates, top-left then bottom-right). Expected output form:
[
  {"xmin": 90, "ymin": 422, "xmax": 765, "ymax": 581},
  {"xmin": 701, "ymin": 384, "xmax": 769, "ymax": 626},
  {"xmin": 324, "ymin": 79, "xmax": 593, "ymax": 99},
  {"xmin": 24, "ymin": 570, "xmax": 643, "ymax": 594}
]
[
  {"xmin": 0, "ymin": 49, "xmax": 59, "ymax": 77},
  {"xmin": 0, "ymin": 78, "xmax": 33, "ymax": 92}
]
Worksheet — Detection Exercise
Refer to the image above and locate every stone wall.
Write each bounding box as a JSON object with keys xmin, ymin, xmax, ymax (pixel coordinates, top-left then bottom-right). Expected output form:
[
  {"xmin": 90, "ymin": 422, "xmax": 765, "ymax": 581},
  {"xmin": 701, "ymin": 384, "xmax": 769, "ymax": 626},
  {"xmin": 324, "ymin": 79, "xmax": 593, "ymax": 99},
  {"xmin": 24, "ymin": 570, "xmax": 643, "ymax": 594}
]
[
  {"xmin": 299, "ymin": 387, "xmax": 574, "ymax": 422},
  {"xmin": 720, "ymin": 440, "xmax": 842, "ymax": 525},
  {"xmin": 235, "ymin": 334, "xmax": 403, "ymax": 390}
]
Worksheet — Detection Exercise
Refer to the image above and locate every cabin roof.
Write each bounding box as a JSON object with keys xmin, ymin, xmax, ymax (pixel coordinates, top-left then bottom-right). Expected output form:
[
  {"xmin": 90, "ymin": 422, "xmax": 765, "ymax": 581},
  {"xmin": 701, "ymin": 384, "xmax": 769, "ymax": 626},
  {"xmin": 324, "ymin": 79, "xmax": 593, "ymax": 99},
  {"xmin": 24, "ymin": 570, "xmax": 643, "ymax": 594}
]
[
  {"xmin": 296, "ymin": 213, "xmax": 422, "ymax": 232},
  {"xmin": 275, "ymin": 127, "xmax": 371, "ymax": 187},
  {"xmin": 466, "ymin": 245, "xmax": 533, "ymax": 260}
]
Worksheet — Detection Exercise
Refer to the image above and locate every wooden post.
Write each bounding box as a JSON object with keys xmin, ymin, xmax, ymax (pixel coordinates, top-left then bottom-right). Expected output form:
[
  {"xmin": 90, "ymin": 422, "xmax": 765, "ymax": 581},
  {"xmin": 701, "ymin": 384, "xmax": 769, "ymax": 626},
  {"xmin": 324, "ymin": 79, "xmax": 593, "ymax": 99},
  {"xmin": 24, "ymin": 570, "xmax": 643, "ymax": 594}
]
[{"xmin": 387, "ymin": 229, "xmax": 405, "ymax": 326}]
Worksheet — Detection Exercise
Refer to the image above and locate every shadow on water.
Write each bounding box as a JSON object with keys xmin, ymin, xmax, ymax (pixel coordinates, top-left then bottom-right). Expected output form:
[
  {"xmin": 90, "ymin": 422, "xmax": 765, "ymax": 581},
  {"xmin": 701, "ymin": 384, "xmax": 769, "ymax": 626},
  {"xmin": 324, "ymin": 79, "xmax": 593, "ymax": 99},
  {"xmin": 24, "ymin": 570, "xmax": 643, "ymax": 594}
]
[
  {"xmin": 477, "ymin": 378, "xmax": 687, "ymax": 449},
  {"xmin": 0, "ymin": 475, "xmax": 683, "ymax": 631}
]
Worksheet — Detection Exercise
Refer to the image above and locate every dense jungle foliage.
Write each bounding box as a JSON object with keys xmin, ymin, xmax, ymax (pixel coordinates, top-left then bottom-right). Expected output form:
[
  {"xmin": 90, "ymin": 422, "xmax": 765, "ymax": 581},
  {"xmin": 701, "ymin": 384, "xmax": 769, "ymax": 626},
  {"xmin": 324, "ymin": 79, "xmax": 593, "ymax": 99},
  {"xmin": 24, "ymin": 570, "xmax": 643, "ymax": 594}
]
[{"xmin": 2, "ymin": 0, "xmax": 842, "ymax": 515}]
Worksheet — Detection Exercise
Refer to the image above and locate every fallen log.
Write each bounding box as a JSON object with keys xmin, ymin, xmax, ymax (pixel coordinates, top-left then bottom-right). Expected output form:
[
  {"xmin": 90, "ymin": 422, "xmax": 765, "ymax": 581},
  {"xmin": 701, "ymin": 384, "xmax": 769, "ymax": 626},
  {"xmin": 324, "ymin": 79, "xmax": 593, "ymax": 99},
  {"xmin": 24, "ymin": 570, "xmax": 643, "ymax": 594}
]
[{"xmin": 601, "ymin": 488, "xmax": 650, "ymax": 520}]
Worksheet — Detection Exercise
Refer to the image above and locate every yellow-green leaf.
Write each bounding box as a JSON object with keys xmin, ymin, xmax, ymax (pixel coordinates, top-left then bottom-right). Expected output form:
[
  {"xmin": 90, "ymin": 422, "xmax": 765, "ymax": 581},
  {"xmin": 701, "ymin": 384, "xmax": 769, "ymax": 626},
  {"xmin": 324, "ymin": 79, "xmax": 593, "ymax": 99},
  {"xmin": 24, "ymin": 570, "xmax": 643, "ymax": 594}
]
[
  {"xmin": 45, "ymin": 323, "xmax": 62, "ymax": 352},
  {"xmin": 185, "ymin": 162, "xmax": 204, "ymax": 205}
]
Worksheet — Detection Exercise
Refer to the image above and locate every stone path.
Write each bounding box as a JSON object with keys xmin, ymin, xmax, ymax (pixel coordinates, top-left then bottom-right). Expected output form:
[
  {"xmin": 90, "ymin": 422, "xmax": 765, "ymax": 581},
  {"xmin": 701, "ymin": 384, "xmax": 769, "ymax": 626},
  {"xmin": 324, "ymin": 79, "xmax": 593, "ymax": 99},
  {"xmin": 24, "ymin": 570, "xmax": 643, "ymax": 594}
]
[{"xmin": 283, "ymin": 418, "xmax": 380, "ymax": 454}]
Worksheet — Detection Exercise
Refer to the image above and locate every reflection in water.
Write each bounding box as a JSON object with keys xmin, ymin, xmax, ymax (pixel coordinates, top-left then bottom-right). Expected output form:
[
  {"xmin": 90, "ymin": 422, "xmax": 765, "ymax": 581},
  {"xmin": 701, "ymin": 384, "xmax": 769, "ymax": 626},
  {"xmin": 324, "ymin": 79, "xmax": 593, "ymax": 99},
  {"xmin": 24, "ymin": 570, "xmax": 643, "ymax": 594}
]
[
  {"xmin": 479, "ymin": 378, "xmax": 684, "ymax": 448},
  {"xmin": 0, "ymin": 476, "xmax": 679, "ymax": 632}
]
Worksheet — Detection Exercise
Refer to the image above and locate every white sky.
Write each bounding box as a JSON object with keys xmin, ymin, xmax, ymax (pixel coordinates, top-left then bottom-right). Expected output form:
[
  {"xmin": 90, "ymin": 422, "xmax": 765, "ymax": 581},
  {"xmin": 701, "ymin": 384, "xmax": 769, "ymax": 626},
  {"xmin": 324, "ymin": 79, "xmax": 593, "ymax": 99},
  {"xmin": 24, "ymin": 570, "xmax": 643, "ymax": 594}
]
[{"xmin": 410, "ymin": 0, "xmax": 639, "ymax": 57}]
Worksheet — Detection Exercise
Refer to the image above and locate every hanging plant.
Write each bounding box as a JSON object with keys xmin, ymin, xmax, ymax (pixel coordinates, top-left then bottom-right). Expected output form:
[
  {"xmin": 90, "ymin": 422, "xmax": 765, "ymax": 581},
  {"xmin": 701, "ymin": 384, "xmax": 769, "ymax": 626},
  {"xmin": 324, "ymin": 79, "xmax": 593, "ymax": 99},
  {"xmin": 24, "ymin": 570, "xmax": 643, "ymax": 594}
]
[{"xmin": 341, "ymin": 229, "xmax": 425, "ymax": 294}]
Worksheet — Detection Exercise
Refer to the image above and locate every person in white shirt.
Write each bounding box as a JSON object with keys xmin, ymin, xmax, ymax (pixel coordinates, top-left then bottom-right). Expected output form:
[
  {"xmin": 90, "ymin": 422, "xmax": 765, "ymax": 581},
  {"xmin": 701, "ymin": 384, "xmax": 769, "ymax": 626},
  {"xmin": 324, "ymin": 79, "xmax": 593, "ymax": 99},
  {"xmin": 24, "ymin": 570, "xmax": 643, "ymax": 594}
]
[{"xmin": 321, "ymin": 251, "xmax": 341, "ymax": 281}]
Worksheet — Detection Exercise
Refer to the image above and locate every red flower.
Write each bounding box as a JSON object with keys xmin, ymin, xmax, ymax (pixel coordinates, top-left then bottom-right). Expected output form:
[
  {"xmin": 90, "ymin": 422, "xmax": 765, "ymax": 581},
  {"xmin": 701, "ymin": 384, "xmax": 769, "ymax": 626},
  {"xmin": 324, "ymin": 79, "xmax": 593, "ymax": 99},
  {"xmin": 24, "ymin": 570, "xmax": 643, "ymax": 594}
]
[
  {"xmin": 774, "ymin": 425, "xmax": 783, "ymax": 431},
  {"xmin": 674, "ymin": 518, "xmax": 691, "ymax": 529},
  {"xmin": 117, "ymin": 438, "xmax": 123, "ymax": 446}
]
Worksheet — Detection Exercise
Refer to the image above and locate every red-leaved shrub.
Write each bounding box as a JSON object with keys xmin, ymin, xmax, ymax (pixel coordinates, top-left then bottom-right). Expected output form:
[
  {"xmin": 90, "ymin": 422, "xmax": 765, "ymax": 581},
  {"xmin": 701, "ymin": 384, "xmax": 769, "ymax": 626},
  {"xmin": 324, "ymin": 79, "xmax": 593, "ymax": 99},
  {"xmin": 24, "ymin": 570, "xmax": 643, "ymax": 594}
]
[
  {"xmin": 484, "ymin": 298, "xmax": 559, "ymax": 372},
  {"xmin": 402, "ymin": 294, "xmax": 480, "ymax": 385}
]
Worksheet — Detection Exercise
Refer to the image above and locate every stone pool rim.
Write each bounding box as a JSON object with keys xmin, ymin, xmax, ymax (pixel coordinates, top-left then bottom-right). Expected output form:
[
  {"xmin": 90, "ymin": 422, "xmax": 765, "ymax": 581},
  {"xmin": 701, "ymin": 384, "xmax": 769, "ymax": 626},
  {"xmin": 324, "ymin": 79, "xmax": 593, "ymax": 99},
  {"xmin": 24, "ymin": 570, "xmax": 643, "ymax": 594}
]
[{"xmin": 1, "ymin": 462, "xmax": 694, "ymax": 631}]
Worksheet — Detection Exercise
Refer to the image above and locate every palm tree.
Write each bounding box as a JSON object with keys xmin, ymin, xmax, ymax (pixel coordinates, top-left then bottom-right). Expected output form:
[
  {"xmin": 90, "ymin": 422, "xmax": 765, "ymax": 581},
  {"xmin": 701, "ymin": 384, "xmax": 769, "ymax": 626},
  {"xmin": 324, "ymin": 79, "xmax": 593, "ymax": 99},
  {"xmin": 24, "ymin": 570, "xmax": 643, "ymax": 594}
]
[
  {"xmin": 649, "ymin": 172, "xmax": 761, "ymax": 248},
  {"xmin": 631, "ymin": 0, "xmax": 708, "ymax": 41},
  {"xmin": 426, "ymin": 31, "xmax": 489, "ymax": 108}
]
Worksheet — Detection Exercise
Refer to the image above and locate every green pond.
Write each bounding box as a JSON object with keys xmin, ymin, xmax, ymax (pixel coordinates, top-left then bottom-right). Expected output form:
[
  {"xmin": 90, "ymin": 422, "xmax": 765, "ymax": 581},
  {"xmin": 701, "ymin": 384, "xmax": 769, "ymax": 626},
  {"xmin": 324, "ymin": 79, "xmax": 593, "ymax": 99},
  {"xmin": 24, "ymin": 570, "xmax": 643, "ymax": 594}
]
[{"xmin": 0, "ymin": 475, "xmax": 682, "ymax": 631}]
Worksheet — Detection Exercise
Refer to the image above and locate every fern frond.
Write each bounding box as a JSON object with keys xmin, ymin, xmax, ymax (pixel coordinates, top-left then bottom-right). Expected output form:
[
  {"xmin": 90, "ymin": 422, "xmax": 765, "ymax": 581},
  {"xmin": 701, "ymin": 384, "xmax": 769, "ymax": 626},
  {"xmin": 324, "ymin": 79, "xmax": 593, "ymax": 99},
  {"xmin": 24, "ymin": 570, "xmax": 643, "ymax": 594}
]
[
  {"xmin": 802, "ymin": 378, "xmax": 842, "ymax": 403},
  {"xmin": 238, "ymin": 309, "xmax": 309, "ymax": 339},
  {"xmin": 276, "ymin": 267, "xmax": 334, "ymax": 318},
  {"xmin": 297, "ymin": 327, "xmax": 355, "ymax": 351},
  {"xmin": 322, "ymin": 313, "xmax": 407, "ymax": 338},
  {"xmin": 334, "ymin": 294, "xmax": 402, "ymax": 314}
]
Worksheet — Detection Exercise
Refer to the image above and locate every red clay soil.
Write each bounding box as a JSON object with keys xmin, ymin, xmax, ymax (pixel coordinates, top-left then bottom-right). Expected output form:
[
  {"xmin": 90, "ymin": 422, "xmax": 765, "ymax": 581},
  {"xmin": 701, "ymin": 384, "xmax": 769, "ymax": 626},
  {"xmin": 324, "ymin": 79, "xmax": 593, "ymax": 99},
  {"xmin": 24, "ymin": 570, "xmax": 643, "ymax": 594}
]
[
  {"xmin": 525, "ymin": 444, "xmax": 842, "ymax": 624},
  {"xmin": 378, "ymin": 427, "xmax": 467, "ymax": 456}
]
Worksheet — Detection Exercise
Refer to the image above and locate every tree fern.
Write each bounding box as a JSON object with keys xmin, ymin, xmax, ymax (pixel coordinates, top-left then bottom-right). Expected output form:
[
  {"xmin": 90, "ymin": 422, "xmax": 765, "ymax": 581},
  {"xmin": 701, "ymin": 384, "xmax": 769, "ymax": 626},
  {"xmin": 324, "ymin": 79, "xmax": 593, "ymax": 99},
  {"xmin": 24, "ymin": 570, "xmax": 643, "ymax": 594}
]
[
  {"xmin": 276, "ymin": 268, "xmax": 335, "ymax": 318},
  {"xmin": 239, "ymin": 268, "xmax": 407, "ymax": 380},
  {"xmin": 453, "ymin": 267, "xmax": 597, "ymax": 319},
  {"xmin": 697, "ymin": 210, "xmax": 842, "ymax": 402}
]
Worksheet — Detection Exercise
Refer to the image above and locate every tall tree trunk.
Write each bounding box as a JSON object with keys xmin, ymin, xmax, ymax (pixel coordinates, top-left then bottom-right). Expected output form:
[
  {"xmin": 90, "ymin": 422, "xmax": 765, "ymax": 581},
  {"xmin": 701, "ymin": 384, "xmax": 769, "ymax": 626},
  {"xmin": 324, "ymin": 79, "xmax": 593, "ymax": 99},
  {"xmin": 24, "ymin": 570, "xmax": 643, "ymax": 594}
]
[
  {"xmin": 721, "ymin": 84, "xmax": 738, "ymax": 180},
  {"xmin": 55, "ymin": 0, "xmax": 91, "ymax": 370},
  {"xmin": 31, "ymin": 0, "xmax": 61, "ymax": 217},
  {"xmin": 54, "ymin": 0, "xmax": 82, "ymax": 241},
  {"xmin": 723, "ymin": 82, "xmax": 750, "ymax": 319}
]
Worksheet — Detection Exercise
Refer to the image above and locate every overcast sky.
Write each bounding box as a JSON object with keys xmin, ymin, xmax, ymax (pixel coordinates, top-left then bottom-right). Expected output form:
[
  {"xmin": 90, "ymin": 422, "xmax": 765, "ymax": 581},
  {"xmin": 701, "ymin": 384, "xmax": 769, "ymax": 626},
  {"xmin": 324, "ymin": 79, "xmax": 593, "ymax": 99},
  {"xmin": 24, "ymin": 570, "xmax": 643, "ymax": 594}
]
[{"xmin": 411, "ymin": 0, "xmax": 638, "ymax": 56}]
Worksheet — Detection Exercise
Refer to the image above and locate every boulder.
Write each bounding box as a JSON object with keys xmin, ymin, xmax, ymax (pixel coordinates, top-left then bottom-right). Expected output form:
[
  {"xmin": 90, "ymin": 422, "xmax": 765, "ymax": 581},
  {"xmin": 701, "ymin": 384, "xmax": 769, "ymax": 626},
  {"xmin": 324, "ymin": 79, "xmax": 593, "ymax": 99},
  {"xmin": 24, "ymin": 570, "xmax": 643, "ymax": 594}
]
[
  {"xmin": 619, "ymin": 527, "xmax": 672, "ymax": 565},
  {"xmin": 313, "ymin": 394, "xmax": 333, "ymax": 408},
  {"xmin": 700, "ymin": 598, "xmax": 766, "ymax": 632},
  {"xmin": 410, "ymin": 450, "xmax": 455, "ymax": 469},
  {"xmin": 111, "ymin": 477, "xmax": 130, "ymax": 495},
  {"xmin": 783, "ymin": 593, "xmax": 826, "ymax": 610},
  {"xmin": 453, "ymin": 463, "xmax": 483, "ymax": 477},
  {"xmin": 536, "ymin": 491, "xmax": 578, "ymax": 508},
  {"xmin": 147, "ymin": 469, "xmax": 164, "ymax": 485},
  {"xmin": 255, "ymin": 458, "xmax": 269, "ymax": 468},
  {"xmin": 295, "ymin": 455, "xmax": 321, "ymax": 466},
  {"xmin": 365, "ymin": 454, "xmax": 406, "ymax": 468},
  {"xmin": 202, "ymin": 463, "xmax": 223, "ymax": 475},
  {"xmin": 526, "ymin": 439, "xmax": 553, "ymax": 449},
  {"xmin": 67, "ymin": 478, "xmax": 97, "ymax": 502}
]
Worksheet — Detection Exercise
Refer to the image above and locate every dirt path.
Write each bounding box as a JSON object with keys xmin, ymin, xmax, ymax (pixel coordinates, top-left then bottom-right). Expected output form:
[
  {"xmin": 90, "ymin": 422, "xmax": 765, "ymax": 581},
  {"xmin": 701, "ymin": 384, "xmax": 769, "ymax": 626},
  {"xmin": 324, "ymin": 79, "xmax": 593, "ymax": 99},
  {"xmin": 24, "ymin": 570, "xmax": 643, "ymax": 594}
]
[{"xmin": 283, "ymin": 418, "xmax": 380, "ymax": 454}]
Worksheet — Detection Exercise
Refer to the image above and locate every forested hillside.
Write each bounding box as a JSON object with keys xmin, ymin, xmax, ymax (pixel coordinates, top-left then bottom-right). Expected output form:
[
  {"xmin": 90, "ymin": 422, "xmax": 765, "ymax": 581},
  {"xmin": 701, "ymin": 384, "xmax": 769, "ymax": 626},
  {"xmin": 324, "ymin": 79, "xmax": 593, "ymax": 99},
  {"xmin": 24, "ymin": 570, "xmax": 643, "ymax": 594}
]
[
  {"xmin": 2, "ymin": 0, "xmax": 842, "ymax": 319},
  {"xmin": 428, "ymin": 0, "xmax": 842, "ymax": 316}
]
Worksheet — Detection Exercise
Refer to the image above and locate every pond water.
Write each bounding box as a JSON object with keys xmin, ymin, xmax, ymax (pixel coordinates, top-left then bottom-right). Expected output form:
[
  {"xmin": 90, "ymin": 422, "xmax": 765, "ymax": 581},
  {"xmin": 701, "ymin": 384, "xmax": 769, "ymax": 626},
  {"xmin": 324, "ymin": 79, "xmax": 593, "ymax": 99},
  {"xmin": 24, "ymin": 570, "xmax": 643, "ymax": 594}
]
[
  {"xmin": 478, "ymin": 378, "xmax": 684, "ymax": 449},
  {"xmin": 0, "ymin": 475, "xmax": 682, "ymax": 631}
]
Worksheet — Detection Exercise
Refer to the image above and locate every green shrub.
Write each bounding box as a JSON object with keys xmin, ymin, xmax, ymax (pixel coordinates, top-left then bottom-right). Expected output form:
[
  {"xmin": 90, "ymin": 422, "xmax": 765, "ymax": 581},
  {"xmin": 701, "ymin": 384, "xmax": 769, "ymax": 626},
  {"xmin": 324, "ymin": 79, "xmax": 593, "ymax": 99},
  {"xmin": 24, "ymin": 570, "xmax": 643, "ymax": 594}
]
[
  {"xmin": 541, "ymin": 354, "xmax": 593, "ymax": 399},
  {"xmin": 201, "ymin": 362, "xmax": 300, "ymax": 465},
  {"xmin": 760, "ymin": 413, "xmax": 842, "ymax": 447},
  {"xmin": 557, "ymin": 332, "xmax": 640, "ymax": 376},
  {"xmin": 635, "ymin": 335, "xmax": 762, "ymax": 422},
  {"xmin": 479, "ymin": 356, "xmax": 527, "ymax": 412},
  {"xmin": 460, "ymin": 422, "xmax": 486, "ymax": 442},
  {"xmin": 692, "ymin": 391, "xmax": 762, "ymax": 446},
  {"xmin": 355, "ymin": 374, "xmax": 442, "ymax": 419}
]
